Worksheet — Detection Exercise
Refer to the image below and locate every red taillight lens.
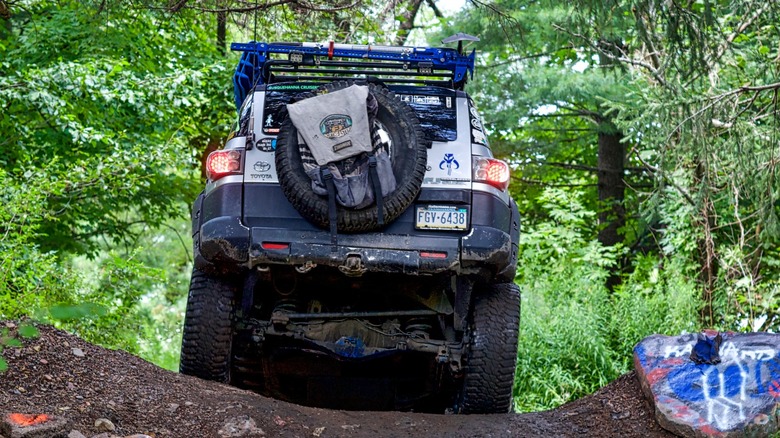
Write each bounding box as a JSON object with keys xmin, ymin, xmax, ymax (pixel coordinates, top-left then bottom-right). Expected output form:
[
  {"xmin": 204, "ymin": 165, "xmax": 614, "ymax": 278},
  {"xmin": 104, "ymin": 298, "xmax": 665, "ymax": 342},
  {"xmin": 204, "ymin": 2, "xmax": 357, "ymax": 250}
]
[
  {"xmin": 206, "ymin": 150, "xmax": 243, "ymax": 180},
  {"xmin": 261, "ymin": 242, "xmax": 290, "ymax": 250},
  {"xmin": 473, "ymin": 157, "xmax": 510, "ymax": 191}
]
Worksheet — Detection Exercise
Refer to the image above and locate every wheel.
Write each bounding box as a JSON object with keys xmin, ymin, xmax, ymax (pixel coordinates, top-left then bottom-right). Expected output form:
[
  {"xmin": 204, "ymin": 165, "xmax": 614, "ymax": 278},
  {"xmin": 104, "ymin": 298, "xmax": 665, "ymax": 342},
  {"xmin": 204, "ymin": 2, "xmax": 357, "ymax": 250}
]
[
  {"xmin": 179, "ymin": 269, "xmax": 237, "ymax": 383},
  {"xmin": 459, "ymin": 282, "xmax": 521, "ymax": 414},
  {"xmin": 275, "ymin": 81, "xmax": 429, "ymax": 232}
]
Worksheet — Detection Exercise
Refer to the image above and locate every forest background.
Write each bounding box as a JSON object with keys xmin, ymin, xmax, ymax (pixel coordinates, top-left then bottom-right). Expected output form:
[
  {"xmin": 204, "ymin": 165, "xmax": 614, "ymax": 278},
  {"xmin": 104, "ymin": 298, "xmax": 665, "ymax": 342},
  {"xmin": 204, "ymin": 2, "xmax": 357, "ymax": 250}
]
[{"xmin": 1, "ymin": 0, "xmax": 779, "ymax": 413}]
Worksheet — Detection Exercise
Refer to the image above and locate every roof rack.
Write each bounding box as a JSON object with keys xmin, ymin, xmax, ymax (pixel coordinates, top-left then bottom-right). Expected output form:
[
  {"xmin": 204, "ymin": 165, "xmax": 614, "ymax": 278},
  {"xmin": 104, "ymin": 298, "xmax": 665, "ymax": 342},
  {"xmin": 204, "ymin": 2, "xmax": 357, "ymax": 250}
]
[{"xmin": 230, "ymin": 41, "xmax": 476, "ymax": 111}]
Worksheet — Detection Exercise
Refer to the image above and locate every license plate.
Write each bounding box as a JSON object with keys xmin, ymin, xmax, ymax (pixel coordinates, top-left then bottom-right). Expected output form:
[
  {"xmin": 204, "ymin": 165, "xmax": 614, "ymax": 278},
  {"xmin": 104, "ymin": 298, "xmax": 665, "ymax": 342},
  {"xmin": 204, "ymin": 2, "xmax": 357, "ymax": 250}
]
[{"xmin": 415, "ymin": 205, "xmax": 468, "ymax": 230}]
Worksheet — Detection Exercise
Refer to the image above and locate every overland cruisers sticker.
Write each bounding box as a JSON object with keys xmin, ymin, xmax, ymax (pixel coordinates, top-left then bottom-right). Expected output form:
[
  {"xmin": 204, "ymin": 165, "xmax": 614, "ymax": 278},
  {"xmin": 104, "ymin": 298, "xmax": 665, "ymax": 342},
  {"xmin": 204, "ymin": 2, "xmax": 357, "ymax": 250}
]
[{"xmin": 320, "ymin": 114, "xmax": 352, "ymax": 139}]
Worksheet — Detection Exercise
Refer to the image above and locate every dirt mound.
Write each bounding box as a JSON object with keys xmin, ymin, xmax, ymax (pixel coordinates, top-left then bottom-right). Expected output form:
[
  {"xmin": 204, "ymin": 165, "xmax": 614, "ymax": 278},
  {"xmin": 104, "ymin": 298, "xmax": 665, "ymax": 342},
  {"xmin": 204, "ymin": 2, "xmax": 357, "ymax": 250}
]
[{"xmin": 0, "ymin": 325, "xmax": 675, "ymax": 437}]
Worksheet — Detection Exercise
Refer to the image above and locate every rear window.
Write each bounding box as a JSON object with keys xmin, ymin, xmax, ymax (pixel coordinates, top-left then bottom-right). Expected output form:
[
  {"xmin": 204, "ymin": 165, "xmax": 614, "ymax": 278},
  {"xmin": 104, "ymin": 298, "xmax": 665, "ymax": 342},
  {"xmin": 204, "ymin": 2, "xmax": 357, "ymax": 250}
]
[{"xmin": 260, "ymin": 83, "xmax": 457, "ymax": 142}]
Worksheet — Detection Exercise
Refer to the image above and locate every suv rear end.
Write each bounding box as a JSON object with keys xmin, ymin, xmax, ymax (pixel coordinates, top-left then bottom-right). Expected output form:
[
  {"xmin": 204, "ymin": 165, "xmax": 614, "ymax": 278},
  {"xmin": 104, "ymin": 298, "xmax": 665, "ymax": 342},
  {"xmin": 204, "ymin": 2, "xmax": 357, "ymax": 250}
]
[{"xmin": 181, "ymin": 39, "xmax": 521, "ymax": 414}]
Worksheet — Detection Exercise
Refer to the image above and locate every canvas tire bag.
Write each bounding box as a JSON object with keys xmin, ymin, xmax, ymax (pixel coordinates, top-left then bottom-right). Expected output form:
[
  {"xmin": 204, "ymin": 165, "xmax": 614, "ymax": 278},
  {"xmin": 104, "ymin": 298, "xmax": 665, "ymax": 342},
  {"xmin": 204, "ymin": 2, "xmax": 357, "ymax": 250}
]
[{"xmin": 287, "ymin": 85, "xmax": 396, "ymax": 209}]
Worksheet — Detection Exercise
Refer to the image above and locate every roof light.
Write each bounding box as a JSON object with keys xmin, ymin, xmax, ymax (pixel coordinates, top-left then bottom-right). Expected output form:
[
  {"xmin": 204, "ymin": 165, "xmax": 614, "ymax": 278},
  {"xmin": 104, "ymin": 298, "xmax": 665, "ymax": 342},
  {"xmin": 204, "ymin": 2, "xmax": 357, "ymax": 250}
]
[
  {"xmin": 473, "ymin": 157, "xmax": 510, "ymax": 191},
  {"xmin": 206, "ymin": 150, "xmax": 243, "ymax": 181}
]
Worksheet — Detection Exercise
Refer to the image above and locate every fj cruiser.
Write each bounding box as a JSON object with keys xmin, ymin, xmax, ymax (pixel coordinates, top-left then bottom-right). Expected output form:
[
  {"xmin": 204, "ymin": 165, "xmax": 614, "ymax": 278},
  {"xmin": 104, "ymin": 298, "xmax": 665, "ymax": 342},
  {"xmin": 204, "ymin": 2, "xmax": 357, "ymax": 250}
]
[{"xmin": 180, "ymin": 36, "xmax": 521, "ymax": 414}]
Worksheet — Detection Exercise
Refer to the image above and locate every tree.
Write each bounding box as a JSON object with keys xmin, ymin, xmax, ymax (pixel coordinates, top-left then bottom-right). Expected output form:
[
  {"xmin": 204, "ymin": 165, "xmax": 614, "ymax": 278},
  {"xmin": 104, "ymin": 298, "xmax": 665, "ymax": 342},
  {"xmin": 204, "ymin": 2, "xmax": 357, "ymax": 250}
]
[
  {"xmin": 0, "ymin": 1, "xmax": 236, "ymax": 254},
  {"xmin": 443, "ymin": 0, "xmax": 780, "ymax": 330},
  {"xmin": 439, "ymin": 1, "xmax": 649, "ymax": 289}
]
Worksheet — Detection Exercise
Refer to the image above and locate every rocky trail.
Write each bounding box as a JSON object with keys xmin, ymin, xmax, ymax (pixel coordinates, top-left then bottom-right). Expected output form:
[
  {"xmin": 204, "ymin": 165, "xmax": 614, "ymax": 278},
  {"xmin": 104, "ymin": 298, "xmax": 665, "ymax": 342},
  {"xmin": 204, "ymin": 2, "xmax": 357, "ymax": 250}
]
[{"xmin": 0, "ymin": 324, "xmax": 675, "ymax": 438}]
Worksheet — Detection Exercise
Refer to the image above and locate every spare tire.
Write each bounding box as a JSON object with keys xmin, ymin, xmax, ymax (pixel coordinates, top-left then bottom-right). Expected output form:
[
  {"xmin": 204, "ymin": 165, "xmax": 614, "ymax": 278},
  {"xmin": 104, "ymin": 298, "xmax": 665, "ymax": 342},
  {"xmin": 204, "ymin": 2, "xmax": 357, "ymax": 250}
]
[{"xmin": 275, "ymin": 81, "xmax": 429, "ymax": 232}]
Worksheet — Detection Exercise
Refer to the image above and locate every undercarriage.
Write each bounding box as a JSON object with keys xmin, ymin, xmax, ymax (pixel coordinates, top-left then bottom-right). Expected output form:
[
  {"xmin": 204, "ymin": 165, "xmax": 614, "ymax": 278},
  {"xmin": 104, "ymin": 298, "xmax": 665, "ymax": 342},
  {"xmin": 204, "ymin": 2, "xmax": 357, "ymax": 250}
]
[{"xmin": 230, "ymin": 268, "xmax": 471, "ymax": 411}]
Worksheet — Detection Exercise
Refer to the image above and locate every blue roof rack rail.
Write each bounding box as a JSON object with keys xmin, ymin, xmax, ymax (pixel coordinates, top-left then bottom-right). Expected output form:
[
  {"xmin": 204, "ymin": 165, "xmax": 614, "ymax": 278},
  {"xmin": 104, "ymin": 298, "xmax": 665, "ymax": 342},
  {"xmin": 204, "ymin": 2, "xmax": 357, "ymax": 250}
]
[{"xmin": 230, "ymin": 41, "xmax": 477, "ymax": 111}]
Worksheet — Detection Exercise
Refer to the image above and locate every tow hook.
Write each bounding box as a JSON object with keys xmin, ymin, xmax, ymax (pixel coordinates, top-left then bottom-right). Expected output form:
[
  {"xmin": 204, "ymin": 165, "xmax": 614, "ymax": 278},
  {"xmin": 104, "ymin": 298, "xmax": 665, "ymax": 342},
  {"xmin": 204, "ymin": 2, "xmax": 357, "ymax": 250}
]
[
  {"xmin": 338, "ymin": 254, "xmax": 367, "ymax": 277},
  {"xmin": 295, "ymin": 261, "xmax": 317, "ymax": 274}
]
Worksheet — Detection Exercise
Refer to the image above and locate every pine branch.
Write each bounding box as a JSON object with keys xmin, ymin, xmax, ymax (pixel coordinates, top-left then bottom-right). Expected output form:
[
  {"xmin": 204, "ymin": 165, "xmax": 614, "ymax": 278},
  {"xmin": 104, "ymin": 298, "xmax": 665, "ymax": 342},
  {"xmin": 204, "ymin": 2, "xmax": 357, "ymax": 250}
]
[
  {"xmin": 157, "ymin": 0, "xmax": 362, "ymax": 14},
  {"xmin": 667, "ymin": 81, "xmax": 780, "ymax": 144},
  {"xmin": 468, "ymin": 0, "xmax": 521, "ymax": 51},
  {"xmin": 552, "ymin": 24, "xmax": 669, "ymax": 88},
  {"xmin": 713, "ymin": 2, "xmax": 772, "ymax": 68},
  {"xmin": 483, "ymin": 47, "xmax": 575, "ymax": 69},
  {"xmin": 629, "ymin": 146, "xmax": 696, "ymax": 207},
  {"xmin": 540, "ymin": 161, "xmax": 649, "ymax": 174},
  {"xmin": 512, "ymin": 176, "xmax": 598, "ymax": 188}
]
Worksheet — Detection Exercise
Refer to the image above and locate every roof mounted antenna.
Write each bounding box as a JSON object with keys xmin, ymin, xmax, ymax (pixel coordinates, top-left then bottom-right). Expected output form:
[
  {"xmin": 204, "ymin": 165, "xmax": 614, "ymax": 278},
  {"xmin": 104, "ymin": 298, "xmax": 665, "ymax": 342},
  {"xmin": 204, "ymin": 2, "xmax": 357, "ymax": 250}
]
[{"xmin": 441, "ymin": 33, "xmax": 480, "ymax": 55}]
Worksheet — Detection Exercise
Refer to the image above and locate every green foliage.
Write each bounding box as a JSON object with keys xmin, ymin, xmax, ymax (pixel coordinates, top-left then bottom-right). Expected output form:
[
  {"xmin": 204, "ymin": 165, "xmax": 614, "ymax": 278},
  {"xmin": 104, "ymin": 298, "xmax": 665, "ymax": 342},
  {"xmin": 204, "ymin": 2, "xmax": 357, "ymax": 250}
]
[
  {"xmin": 0, "ymin": 1, "xmax": 231, "ymax": 254},
  {"xmin": 62, "ymin": 221, "xmax": 191, "ymax": 371},
  {"xmin": 0, "ymin": 1, "xmax": 219, "ymax": 371},
  {"xmin": 514, "ymin": 189, "xmax": 700, "ymax": 412},
  {"xmin": 436, "ymin": 0, "xmax": 780, "ymax": 410}
]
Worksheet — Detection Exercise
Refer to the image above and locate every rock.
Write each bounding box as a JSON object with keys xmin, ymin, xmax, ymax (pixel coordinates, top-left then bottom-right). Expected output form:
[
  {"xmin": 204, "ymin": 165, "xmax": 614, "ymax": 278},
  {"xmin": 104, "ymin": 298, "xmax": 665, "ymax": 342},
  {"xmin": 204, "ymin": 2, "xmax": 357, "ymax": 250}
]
[
  {"xmin": 89, "ymin": 433, "xmax": 110, "ymax": 438},
  {"xmin": 340, "ymin": 424, "xmax": 360, "ymax": 431},
  {"xmin": 218, "ymin": 416, "xmax": 265, "ymax": 437},
  {"xmin": 313, "ymin": 426, "xmax": 325, "ymax": 437},
  {"xmin": 634, "ymin": 331, "xmax": 780, "ymax": 438},
  {"xmin": 1, "ymin": 413, "xmax": 71, "ymax": 438},
  {"xmin": 68, "ymin": 430, "xmax": 87, "ymax": 438},
  {"xmin": 123, "ymin": 435, "xmax": 152, "ymax": 438},
  {"xmin": 71, "ymin": 349, "xmax": 85, "ymax": 358},
  {"xmin": 93, "ymin": 419, "xmax": 115, "ymax": 433}
]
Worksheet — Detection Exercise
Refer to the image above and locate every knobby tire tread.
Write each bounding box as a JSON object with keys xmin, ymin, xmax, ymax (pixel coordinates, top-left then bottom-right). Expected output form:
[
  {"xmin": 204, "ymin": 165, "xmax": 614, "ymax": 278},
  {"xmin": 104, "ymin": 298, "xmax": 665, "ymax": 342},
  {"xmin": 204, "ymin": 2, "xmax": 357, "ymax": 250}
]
[
  {"xmin": 460, "ymin": 282, "xmax": 521, "ymax": 414},
  {"xmin": 179, "ymin": 269, "xmax": 237, "ymax": 383}
]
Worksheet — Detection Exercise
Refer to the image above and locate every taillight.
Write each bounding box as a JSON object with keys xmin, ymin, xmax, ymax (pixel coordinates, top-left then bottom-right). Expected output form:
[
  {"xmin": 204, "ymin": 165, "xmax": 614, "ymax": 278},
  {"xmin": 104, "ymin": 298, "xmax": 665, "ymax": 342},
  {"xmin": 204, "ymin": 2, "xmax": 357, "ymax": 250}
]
[
  {"xmin": 473, "ymin": 157, "xmax": 510, "ymax": 191},
  {"xmin": 206, "ymin": 149, "xmax": 243, "ymax": 181}
]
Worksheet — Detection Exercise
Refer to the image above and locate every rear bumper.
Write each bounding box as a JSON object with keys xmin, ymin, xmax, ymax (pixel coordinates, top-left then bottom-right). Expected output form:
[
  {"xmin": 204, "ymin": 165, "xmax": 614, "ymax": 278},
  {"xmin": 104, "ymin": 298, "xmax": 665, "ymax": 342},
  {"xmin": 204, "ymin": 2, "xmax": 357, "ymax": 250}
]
[{"xmin": 194, "ymin": 183, "xmax": 518, "ymax": 278}]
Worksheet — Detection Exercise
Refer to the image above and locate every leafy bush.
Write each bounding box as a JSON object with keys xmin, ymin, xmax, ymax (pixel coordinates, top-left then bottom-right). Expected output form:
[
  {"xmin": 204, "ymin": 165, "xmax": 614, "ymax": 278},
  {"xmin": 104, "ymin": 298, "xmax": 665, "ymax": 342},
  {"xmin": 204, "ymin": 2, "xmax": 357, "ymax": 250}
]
[
  {"xmin": 0, "ymin": 1, "xmax": 213, "ymax": 371},
  {"xmin": 513, "ymin": 188, "xmax": 700, "ymax": 412}
]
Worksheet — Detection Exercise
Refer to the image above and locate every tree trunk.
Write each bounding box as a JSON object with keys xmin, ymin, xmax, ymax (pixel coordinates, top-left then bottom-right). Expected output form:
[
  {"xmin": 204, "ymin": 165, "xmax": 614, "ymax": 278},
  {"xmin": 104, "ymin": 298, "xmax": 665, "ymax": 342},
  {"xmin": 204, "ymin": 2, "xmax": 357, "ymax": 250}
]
[
  {"xmin": 596, "ymin": 38, "xmax": 628, "ymax": 291},
  {"xmin": 0, "ymin": 0, "xmax": 11, "ymax": 38},
  {"xmin": 217, "ymin": 11, "xmax": 227, "ymax": 56},
  {"xmin": 597, "ymin": 123, "xmax": 626, "ymax": 290},
  {"xmin": 0, "ymin": 0, "xmax": 9, "ymax": 20},
  {"xmin": 695, "ymin": 160, "xmax": 716, "ymax": 327},
  {"xmin": 394, "ymin": 0, "xmax": 424, "ymax": 46}
]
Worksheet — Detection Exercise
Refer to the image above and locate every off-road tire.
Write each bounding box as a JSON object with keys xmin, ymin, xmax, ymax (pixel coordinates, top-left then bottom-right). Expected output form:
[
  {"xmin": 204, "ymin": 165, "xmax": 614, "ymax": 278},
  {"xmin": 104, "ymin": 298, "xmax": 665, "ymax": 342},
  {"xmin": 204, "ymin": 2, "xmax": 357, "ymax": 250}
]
[
  {"xmin": 275, "ymin": 81, "xmax": 429, "ymax": 232},
  {"xmin": 179, "ymin": 269, "xmax": 237, "ymax": 383},
  {"xmin": 459, "ymin": 282, "xmax": 521, "ymax": 414}
]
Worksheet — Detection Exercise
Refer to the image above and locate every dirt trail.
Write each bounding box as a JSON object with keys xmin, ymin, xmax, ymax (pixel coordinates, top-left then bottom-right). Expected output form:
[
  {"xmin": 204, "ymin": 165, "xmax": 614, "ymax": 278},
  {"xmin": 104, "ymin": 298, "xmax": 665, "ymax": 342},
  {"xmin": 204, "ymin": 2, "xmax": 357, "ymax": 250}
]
[{"xmin": 0, "ymin": 325, "xmax": 675, "ymax": 437}]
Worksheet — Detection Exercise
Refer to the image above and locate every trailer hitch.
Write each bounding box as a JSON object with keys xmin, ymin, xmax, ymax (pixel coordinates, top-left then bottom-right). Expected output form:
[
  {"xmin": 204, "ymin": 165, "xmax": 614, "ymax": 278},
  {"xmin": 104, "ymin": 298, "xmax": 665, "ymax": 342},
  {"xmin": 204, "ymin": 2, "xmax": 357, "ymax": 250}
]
[{"xmin": 338, "ymin": 254, "xmax": 367, "ymax": 277}]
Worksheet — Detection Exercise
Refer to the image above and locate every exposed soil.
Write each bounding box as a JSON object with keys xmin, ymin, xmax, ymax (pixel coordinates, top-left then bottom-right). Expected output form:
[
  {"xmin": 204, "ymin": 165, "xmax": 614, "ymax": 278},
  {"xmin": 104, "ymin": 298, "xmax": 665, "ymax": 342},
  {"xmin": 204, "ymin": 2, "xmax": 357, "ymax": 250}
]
[{"xmin": 0, "ymin": 324, "xmax": 677, "ymax": 438}]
